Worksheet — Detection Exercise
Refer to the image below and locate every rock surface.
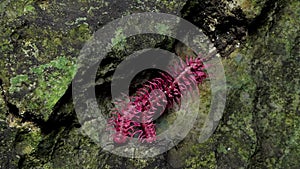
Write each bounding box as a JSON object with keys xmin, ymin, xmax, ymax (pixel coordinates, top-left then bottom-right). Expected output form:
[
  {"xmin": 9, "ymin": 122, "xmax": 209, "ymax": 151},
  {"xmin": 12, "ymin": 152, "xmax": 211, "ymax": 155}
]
[{"xmin": 0, "ymin": 0, "xmax": 299, "ymax": 168}]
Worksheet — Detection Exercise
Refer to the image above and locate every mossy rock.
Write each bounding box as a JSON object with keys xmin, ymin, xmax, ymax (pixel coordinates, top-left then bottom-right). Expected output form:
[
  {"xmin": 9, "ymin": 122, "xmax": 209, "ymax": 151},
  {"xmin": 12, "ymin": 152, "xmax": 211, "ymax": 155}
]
[
  {"xmin": 0, "ymin": 0, "xmax": 299, "ymax": 168},
  {"xmin": 0, "ymin": 0, "xmax": 188, "ymax": 168},
  {"xmin": 0, "ymin": 90, "xmax": 19, "ymax": 168},
  {"xmin": 174, "ymin": 0, "xmax": 299, "ymax": 168},
  {"xmin": 0, "ymin": 0, "xmax": 187, "ymax": 122}
]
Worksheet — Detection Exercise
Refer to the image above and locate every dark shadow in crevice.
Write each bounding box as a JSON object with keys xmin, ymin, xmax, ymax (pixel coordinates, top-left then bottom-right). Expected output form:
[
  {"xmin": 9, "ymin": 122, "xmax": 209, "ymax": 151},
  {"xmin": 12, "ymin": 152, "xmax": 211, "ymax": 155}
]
[
  {"xmin": 40, "ymin": 84, "xmax": 79, "ymax": 135},
  {"xmin": 247, "ymin": 0, "xmax": 286, "ymax": 35}
]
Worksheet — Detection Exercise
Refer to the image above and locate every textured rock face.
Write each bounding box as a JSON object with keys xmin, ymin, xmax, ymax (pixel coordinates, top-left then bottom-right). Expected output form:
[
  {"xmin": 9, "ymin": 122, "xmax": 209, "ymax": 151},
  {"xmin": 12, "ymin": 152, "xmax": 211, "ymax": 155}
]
[
  {"xmin": 0, "ymin": 0, "xmax": 187, "ymax": 168},
  {"xmin": 0, "ymin": 86, "xmax": 18, "ymax": 169},
  {"xmin": 0, "ymin": 0, "xmax": 299, "ymax": 168},
  {"xmin": 181, "ymin": 0, "xmax": 300, "ymax": 168}
]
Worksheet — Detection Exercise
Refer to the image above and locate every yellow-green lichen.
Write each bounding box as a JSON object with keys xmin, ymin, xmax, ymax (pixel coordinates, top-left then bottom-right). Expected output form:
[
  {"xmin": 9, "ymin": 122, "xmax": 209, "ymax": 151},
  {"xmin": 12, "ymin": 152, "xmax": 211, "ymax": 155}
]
[
  {"xmin": 111, "ymin": 28, "xmax": 127, "ymax": 51},
  {"xmin": 157, "ymin": 0, "xmax": 186, "ymax": 11},
  {"xmin": 155, "ymin": 23, "xmax": 170, "ymax": 35},
  {"xmin": 15, "ymin": 123, "xmax": 42, "ymax": 155},
  {"xmin": 68, "ymin": 23, "xmax": 92, "ymax": 44},
  {"xmin": 185, "ymin": 138, "xmax": 217, "ymax": 169},
  {"xmin": 236, "ymin": 0, "xmax": 266, "ymax": 19},
  {"xmin": 9, "ymin": 75, "xmax": 29, "ymax": 93},
  {"xmin": 0, "ymin": 92, "xmax": 7, "ymax": 121},
  {"xmin": 128, "ymin": 158, "xmax": 150, "ymax": 168},
  {"xmin": 2, "ymin": 0, "xmax": 36, "ymax": 21}
]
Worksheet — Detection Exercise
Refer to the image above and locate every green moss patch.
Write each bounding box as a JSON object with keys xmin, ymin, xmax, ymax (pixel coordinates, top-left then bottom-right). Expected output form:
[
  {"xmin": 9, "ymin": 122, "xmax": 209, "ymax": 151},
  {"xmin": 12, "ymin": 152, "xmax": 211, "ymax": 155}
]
[{"xmin": 9, "ymin": 56, "xmax": 77, "ymax": 121}]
